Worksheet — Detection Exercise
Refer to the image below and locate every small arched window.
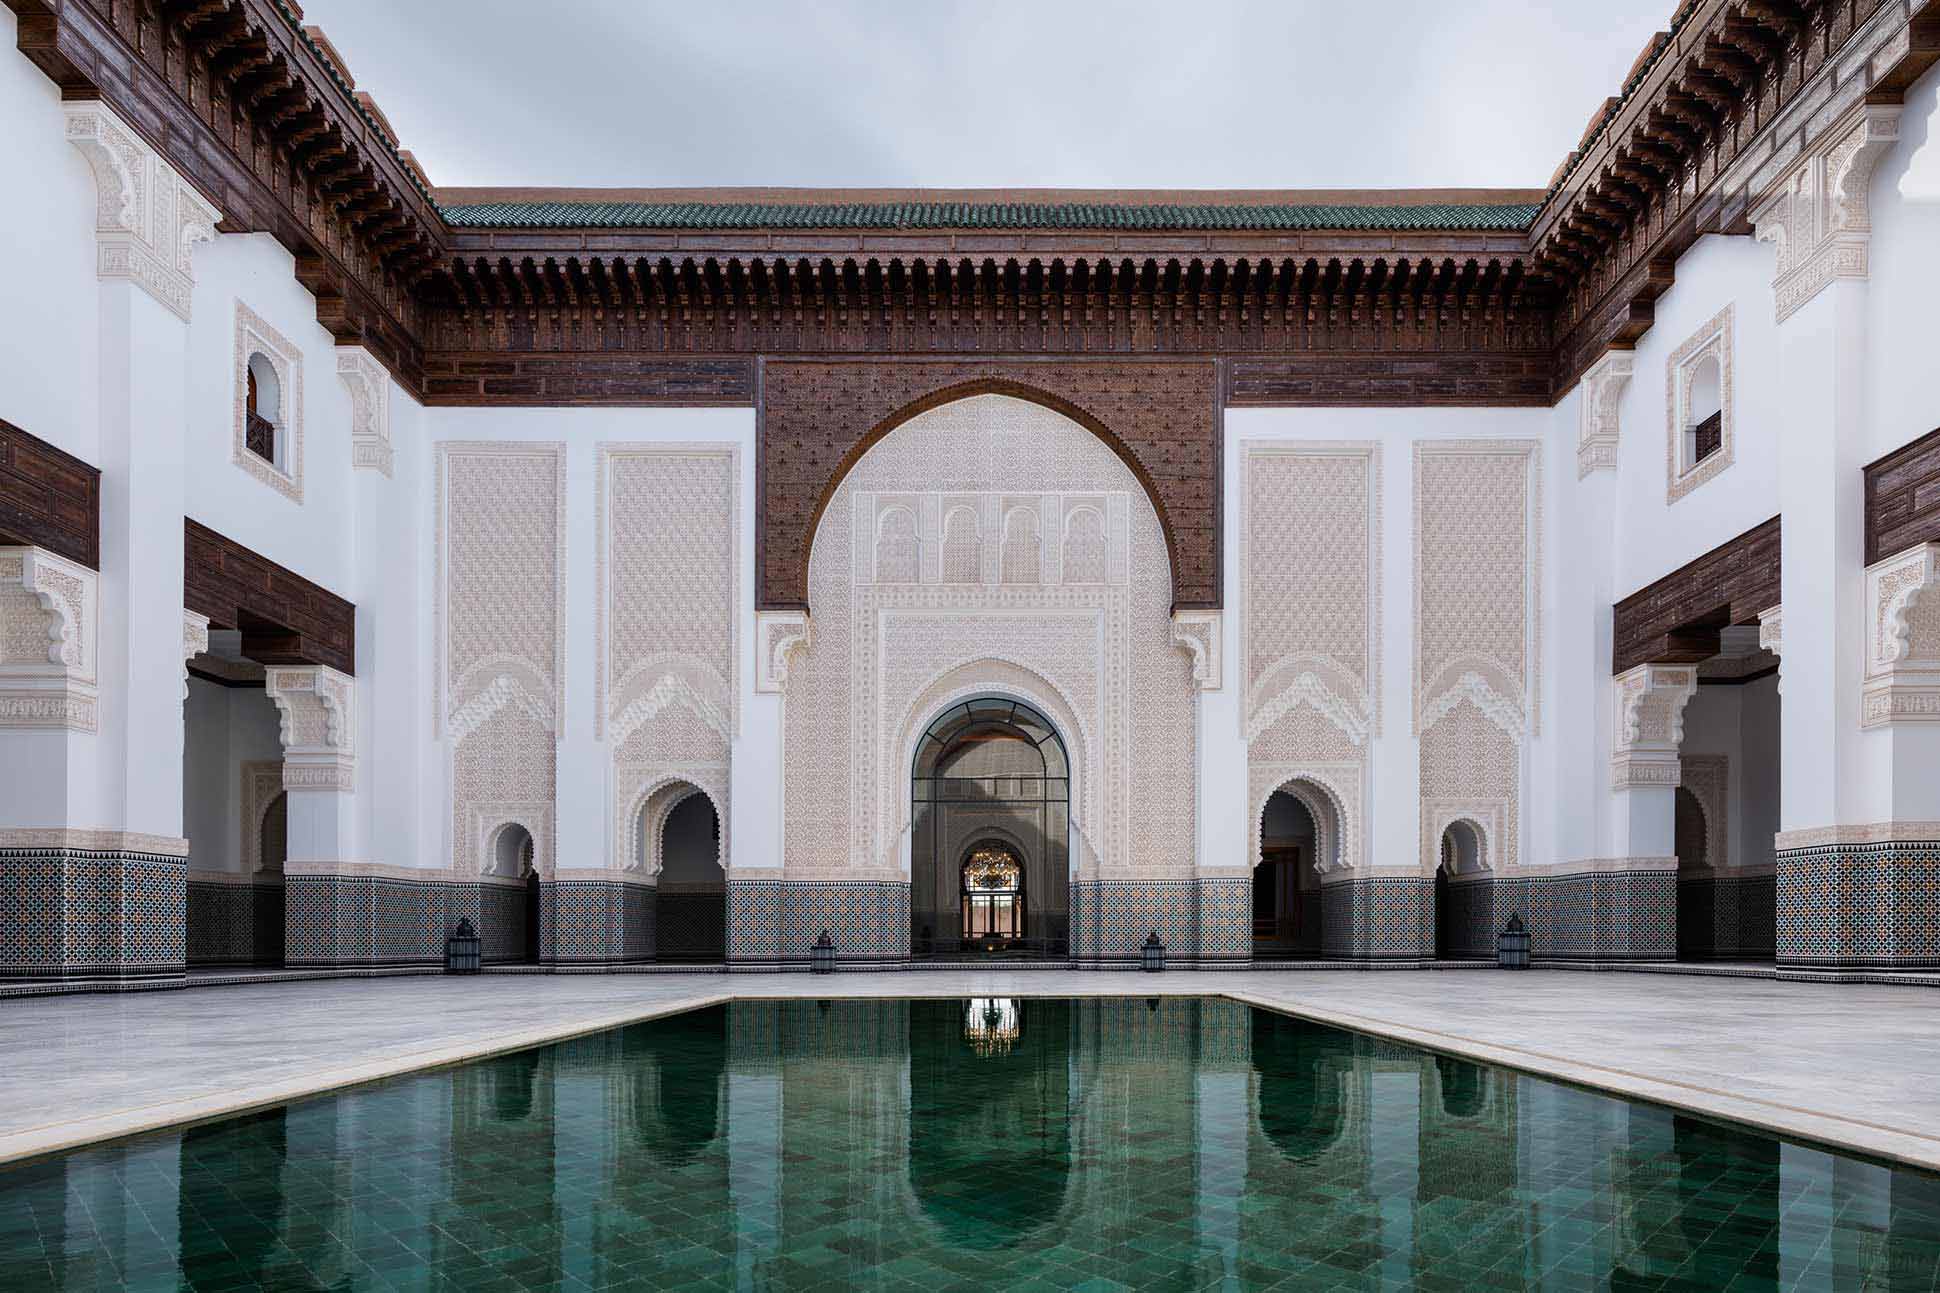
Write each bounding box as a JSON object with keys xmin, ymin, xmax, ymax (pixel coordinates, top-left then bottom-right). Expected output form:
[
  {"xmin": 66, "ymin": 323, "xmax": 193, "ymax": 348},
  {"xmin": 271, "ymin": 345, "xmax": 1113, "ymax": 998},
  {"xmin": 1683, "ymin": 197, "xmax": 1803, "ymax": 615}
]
[
  {"xmin": 1686, "ymin": 354, "xmax": 1722, "ymax": 468},
  {"xmin": 1667, "ymin": 305, "xmax": 1733, "ymax": 503},
  {"xmin": 245, "ymin": 352, "xmax": 281, "ymax": 466}
]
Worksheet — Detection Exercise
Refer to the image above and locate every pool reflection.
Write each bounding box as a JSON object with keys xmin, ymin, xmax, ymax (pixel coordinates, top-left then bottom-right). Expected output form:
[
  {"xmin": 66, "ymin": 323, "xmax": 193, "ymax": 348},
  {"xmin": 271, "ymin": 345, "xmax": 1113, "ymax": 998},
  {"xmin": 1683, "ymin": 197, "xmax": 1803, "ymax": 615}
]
[{"xmin": 3, "ymin": 998, "xmax": 1937, "ymax": 1291}]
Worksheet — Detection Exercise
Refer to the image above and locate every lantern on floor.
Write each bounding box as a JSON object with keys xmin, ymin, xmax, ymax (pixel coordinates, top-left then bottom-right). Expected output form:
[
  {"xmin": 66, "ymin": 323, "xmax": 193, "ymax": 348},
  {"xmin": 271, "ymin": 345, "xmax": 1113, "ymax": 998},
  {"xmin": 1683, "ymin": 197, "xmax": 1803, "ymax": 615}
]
[
  {"xmin": 1141, "ymin": 931, "xmax": 1166, "ymax": 973},
  {"xmin": 1498, "ymin": 913, "xmax": 1531, "ymax": 970},
  {"xmin": 445, "ymin": 918, "xmax": 481, "ymax": 974},
  {"xmin": 811, "ymin": 930, "xmax": 836, "ymax": 975}
]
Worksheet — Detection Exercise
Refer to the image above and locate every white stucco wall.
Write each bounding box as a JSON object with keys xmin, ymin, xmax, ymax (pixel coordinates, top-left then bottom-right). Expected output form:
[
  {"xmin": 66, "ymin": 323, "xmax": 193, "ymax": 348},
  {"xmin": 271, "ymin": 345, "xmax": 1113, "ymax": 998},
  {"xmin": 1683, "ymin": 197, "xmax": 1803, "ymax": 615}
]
[{"xmin": 183, "ymin": 676, "xmax": 284, "ymax": 874}]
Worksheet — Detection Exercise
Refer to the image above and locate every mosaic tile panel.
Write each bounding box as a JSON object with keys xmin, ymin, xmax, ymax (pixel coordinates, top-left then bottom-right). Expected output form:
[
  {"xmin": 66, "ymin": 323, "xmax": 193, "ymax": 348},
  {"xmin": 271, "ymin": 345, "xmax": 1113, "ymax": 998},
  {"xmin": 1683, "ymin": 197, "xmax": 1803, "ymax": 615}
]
[
  {"xmin": 1439, "ymin": 876, "xmax": 1498, "ymax": 960},
  {"xmin": 1679, "ymin": 873, "xmax": 1776, "ymax": 961},
  {"xmin": 185, "ymin": 881, "xmax": 256, "ymax": 966},
  {"xmin": 0, "ymin": 849, "xmax": 186, "ymax": 980},
  {"xmin": 1314, "ymin": 876, "xmax": 1432, "ymax": 961},
  {"xmin": 1068, "ymin": 878, "xmax": 1251, "ymax": 962},
  {"xmin": 1505, "ymin": 869, "xmax": 1675, "ymax": 962},
  {"xmin": 726, "ymin": 880, "xmax": 782, "ymax": 962},
  {"xmin": 657, "ymin": 893, "xmax": 726, "ymax": 961},
  {"xmin": 1779, "ymin": 842, "xmax": 1940, "ymax": 968},
  {"xmin": 780, "ymin": 882, "xmax": 909, "ymax": 961},
  {"xmin": 286, "ymin": 876, "xmax": 542, "ymax": 968},
  {"xmin": 548, "ymin": 878, "xmax": 657, "ymax": 964}
]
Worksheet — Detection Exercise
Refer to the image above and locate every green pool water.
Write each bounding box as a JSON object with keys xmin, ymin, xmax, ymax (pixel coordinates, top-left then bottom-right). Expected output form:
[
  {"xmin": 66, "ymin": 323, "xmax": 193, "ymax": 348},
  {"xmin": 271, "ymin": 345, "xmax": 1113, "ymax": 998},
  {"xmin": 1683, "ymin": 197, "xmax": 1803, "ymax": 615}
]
[{"xmin": 3, "ymin": 997, "xmax": 1938, "ymax": 1291}]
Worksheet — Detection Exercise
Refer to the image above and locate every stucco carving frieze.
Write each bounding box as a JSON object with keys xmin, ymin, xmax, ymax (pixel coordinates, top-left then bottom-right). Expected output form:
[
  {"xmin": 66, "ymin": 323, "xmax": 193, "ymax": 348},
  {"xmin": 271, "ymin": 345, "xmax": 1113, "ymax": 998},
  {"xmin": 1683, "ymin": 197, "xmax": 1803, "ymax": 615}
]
[
  {"xmin": 1678, "ymin": 753, "xmax": 1730, "ymax": 872},
  {"xmin": 1863, "ymin": 543, "xmax": 1940, "ymax": 728},
  {"xmin": 0, "ymin": 546, "xmax": 99, "ymax": 732},
  {"xmin": 1610, "ymin": 664, "xmax": 1697, "ymax": 789},
  {"xmin": 1751, "ymin": 103, "xmax": 1902, "ymax": 323},
  {"xmin": 755, "ymin": 611, "xmax": 812, "ymax": 694},
  {"xmin": 181, "ymin": 609, "xmax": 210, "ymax": 703},
  {"xmin": 1249, "ymin": 763, "xmax": 1363, "ymax": 877},
  {"xmin": 1577, "ymin": 350, "xmax": 1634, "ymax": 479},
  {"xmin": 1421, "ymin": 801, "xmax": 1506, "ymax": 876},
  {"xmin": 336, "ymin": 347, "xmax": 393, "ymax": 477},
  {"xmin": 240, "ymin": 759, "xmax": 286, "ymax": 874},
  {"xmin": 265, "ymin": 666, "xmax": 356, "ymax": 792},
  {"xmin": 1169, "ymin": 610, "xmax": 1222, "ymax": 691},
  {"xmin": 62, "ymin": 102, "xmax": 220, "ymax": 322}
]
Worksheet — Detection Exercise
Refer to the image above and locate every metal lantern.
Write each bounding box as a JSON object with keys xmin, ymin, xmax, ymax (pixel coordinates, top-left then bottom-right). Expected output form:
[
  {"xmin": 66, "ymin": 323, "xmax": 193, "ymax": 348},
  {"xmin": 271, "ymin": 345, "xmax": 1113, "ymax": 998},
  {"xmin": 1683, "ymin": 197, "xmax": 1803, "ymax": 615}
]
[
  {"xmin": 811, "ymin": 930, "xmax": 836, "ymax": 975},
  {"xmin": 1497, "ymin": 913, "xmax": 1531, "ymax": 970},
  {"xmin": 445, "ymin": 918, "xmax": 481, "ymax": 974},
  {"xmin": 1141, "ymin": 931, "xmax": 1166, "ymax": 973}
]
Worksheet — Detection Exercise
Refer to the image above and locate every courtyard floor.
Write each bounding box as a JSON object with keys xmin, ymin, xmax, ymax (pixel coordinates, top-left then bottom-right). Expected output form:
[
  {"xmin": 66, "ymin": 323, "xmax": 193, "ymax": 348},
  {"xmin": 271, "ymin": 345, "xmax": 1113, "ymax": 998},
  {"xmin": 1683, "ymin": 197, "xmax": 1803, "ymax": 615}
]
[{"xmin": 1, "ymin": 969, "xmax": 1936, "ymax": 1171}]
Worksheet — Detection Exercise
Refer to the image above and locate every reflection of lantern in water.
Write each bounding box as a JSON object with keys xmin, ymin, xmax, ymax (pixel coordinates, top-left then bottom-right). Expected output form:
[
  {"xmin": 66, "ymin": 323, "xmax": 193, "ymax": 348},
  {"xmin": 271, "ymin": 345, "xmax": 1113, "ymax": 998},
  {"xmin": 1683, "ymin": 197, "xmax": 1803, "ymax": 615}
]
[{"xmin": 964, "ymin": 997, "xmax": 1021, "ymax": 1056}]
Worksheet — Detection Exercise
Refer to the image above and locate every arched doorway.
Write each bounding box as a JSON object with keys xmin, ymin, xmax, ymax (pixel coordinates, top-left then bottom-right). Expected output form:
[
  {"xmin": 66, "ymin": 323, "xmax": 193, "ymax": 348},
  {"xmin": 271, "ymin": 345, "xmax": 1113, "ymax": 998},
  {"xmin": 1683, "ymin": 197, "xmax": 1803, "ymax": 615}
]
[
  {"xmin": 911, "ymin": 698, "xmax": 1069, "ymax": 958},
  {"xmin": 1256, "ymin": 787, "xmax": 1331, "ymax": 957},
  {"xmin": 256, "ymin": 791, "xmax": 286, "ymax": 966},
  {"xmin": 1436, "ymin": 820, "xmax": 1483, "ymax": 961},
  {"xmin": 1675, "ymin": 785, "xmax": 1712, "ymax": 961},
  {"xmin": 491, "ymin": 823, "xmax": 538, "ymax": 965},
  {"xmin": 647, "ymin": 788, "xmax": 726, "ymax": 962}
]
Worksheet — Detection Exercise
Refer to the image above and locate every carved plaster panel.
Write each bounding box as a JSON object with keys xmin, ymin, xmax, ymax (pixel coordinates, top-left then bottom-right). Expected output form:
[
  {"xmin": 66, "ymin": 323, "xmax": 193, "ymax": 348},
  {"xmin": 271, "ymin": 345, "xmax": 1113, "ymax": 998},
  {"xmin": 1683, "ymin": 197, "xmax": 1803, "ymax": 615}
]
[
  {"xmin": 181, "ymin": 609, "xmax": 209, "ymax": 703},
  {"xmin": 782, "ymin": 395, "xmax": 1193, "ymax": 882},
  {"xmin": 1678, "ymin": 753, "xmax": 1730, "ymax": 872},
  {"xmin": 1665, "ymin": 305, "xmax": 1734, "ymax": 505},
  {"xmin": 233, "ymin": 301, "xmax": 305, "ymax": 502},
  {"xmin": 1863, "ymin": 542, "xmax": 1940, "ymax": 727},
  {"xmin": 62, "ymin": 102, "xmax": 220, "ymax": 322},
  {"xmin": 1610, "ymin": 664, "xmax": 1697, "ymax": 788},
  {"xmin": 0, "ymin": 546, "xmax": 99, "ymax": 732},
  {"xmin": 1750, "ymin": 104, "xmax": 1902, "ymax": 324},
  {"xmin": 1170, "ymin": 609, "xmax": 1222, "ymax": 691},
  {"xmin": 336, "ymin": 347, "xmax": 392, "ymax": 476},
  {"xmin": 265, "ymin": 666, "xmax": 355, "ymax": 791},
  {"xmin": 1249, "ymin": 762, "xmax": 1364, "ymax": 877},
  {"xmin": 1576, "ymin": 349, "xmax": 1634, "ymax": 479},
  {"xmin": 434, "ymin": 442, "xmax": 566, "ymax": 874},
  {"xmin": 240, "ymin": 759, "xmax": 286, "ymax": 875},
  {"xmin": 755, "ymin": 610, "xmax": 811, "ymax": 694}
]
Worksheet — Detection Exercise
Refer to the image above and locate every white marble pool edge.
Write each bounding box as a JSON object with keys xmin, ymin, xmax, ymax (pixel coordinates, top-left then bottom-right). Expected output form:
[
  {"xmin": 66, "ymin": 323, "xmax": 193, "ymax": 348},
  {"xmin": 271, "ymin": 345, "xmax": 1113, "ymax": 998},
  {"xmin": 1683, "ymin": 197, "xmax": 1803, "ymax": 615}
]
[{"xmin": 4, "ymin": 976, "xmax": 1937, "ymax": 1175}]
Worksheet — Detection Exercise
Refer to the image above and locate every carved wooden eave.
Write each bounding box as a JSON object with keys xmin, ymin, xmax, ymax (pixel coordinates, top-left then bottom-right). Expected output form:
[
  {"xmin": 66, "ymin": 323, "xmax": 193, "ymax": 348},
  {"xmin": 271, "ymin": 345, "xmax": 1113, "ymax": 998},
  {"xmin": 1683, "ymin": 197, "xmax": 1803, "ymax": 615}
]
[
  {"xmin": 1539, "ymin": 0, "xmax": 1940, "ymax": 396},
  {"xmin": 4, "ymin": 0, "xmax": 447, "ymax": 388}
]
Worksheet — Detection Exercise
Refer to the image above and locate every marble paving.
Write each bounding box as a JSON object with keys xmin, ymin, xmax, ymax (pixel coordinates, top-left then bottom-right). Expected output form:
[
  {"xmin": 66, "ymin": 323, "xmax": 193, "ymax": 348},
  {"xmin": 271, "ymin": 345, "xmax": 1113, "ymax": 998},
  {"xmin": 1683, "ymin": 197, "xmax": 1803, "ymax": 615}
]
[{"xmin": 2, "ymin": 969, "xmax": 1938, "ymax": 1171}]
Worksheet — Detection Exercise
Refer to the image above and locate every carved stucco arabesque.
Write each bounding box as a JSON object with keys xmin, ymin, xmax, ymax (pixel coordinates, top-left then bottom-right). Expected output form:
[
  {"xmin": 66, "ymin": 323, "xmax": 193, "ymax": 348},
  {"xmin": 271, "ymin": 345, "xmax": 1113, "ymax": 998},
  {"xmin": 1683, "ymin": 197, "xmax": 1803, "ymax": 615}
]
[
  {"xmin": 1576, "ymin": 349, "xmax": 1634, "ymax": 479},
  {"xmin": 336, "ymin": 347, "xmax": 393, "ymax": 477},
  {"xmin": 595, "ymin": 443, "xmax": 738, "ymax": 874},
  {"xmin": 1240, "ymin": 442, "xmax": 1380, "ymax": 876},
  {"xmin": 782, "ymin": 395, "xmax": 1195, "ymax": 883},
  {"xmin": 62, "ymin": 101, "xmax": 220, "ymax": 323},
  {"xmin": 1415, "ymin": 440, "xmax": 1541, "ymax": 876},
  {"xmin": 265, "ymin": 665, "xmax": 355, "ymax": 792},
  {"xmin": 1677, "ymin": 752, "xmax": 1730, "ymax": 874},
  {"xmin": 1750, "ymin": 103, "xmax": 1902, "ymax": 324},
  {"xmin": 1610, "ymin": 664, "xmax": 1698, "ymax": 790},
  {"xmin": 1863, "ymin": 542, "xmax": 1940, "ymax": 728},
  {"xmin": 435, "ymin": 442, "xmax": 567, "ymax": 877},
  {"xmin": 0, "ymin": 546, "xmax": 99, "ymax": 733}
]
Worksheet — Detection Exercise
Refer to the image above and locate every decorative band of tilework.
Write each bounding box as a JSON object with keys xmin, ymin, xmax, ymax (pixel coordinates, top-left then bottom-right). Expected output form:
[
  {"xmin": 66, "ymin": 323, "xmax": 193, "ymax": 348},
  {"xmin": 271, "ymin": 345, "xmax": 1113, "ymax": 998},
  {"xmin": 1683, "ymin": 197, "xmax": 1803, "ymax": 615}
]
[
  {"xmin": 548, "ymin": 878, "xmax": 656, "ymax": 963},
  {"xmin": 1503, "ymin": 868, "xmax": 1675, "ymax": 962},
  {"xmin": 0, "ymin": 848, "xmax": 186, "ymax": 979},
  {"xmin": 726, "ymin": 880, "xmax": 908, "ymax": 963},
  {"xmin": 1677, "ymin": 872, "xmax": 1776, "ymax": 961},
  {"xmin": 1778, "ymin": 841, "xmax": 1940, "ymax": 968},
  {"xmin": 1069, "ymin": 877, "xmax": 1252, "ymax": 962},
  {"xmin": 186, "ymin": 876, "xmax": 285, "ymax": 966},
  {"xmin": 287, "ymin": 874, "xmax": 552, "ymax": 968},
  {"xmin": 1319, "ymin": 876, "xmax": 1431, "ymax": 961},
  {"xmin": 1438, "ymin": 876, "xmax": 1499, "ymax": 960}
]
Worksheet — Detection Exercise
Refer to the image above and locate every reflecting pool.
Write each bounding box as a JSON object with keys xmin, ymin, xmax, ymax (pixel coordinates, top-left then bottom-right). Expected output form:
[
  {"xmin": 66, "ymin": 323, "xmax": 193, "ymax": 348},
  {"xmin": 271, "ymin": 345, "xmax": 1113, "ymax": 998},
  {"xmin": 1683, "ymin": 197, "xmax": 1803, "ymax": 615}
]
[{"xmin": 3, "ymin": 998, "xmax": 1938, "ymax": 1290}]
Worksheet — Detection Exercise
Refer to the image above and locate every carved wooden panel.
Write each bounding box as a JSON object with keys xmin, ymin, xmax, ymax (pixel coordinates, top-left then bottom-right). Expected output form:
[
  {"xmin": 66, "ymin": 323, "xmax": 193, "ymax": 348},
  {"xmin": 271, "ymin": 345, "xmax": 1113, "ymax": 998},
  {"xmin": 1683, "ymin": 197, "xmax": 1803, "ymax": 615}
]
[
  {"xmin": 757, "ymin": 359, "xmax": 1218, "ymax": 611},
  {"xmin": 1865, "ymin": 427, "xmax": 1940, "ymax": 566},
  {"xmin": 184, "ymin": 519, "xmax": 356, "ymax": 675},
  {"xmin": 420, "ymin": 355, "xmax": 753, "ymax": 405},
  {"xmin": 1612, "ymin": 517, "xmax": 1780, "ymax": 675},
  {"xmin": 0, "ymin": 419, "xmax": 99, "ymax": 569},
  {"xmin": 1224, "ymin": 352, "xmax": 1550, "ymax": 406}
]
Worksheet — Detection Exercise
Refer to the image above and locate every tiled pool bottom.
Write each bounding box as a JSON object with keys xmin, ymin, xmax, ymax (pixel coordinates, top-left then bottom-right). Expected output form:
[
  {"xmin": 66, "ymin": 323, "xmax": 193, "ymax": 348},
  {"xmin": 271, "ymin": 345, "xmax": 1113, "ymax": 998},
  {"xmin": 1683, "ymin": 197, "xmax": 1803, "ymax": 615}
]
[{"xmin": 2, "ymin": 1000, "xmax": 1937, "ymax": 1293}]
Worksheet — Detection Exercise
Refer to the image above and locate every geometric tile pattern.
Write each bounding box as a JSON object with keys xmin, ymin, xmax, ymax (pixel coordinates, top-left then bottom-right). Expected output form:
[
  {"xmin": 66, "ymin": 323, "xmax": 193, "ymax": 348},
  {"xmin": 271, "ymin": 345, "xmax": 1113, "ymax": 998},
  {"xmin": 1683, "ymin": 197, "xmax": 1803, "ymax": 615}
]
[
  {"xmin": 1070, "ymin": 878, "xmax": 1252, "ymax": 963},
  {"xmin": 1439, "ymin": 876, "xmax": 1499, "ymax": 960},
  {"xmin": 285, "ymin": 875, "xmax": 560, "ymax": 968},
  {"xmin": 547, "ymin": 877, "xmax": 656, "ymax": 963},
  {"xmin": 185, "ymin": 879, "xmax": 284, "ymax": 966},
  {"xmin": 0, "ymin": 848, "xmax": 187, "ymax": 980},
  {"xmin": 1678, "ymin": 872, "xmax": 1776, "ymax": 961},
  {"xmin": 1778, "ymin": 841, "xmax": 1940, "ymax": 968},
  {"xmin": 1320, "ymin": 876, "xmax": 1431, "ymax": 960},
  {"xmin": 727, "ymin": 880, "xmax": 909, "ymax": 963},
  {"xmin": 1498, "ymin": 869, "xmax": 1676, "ymax": 962}
]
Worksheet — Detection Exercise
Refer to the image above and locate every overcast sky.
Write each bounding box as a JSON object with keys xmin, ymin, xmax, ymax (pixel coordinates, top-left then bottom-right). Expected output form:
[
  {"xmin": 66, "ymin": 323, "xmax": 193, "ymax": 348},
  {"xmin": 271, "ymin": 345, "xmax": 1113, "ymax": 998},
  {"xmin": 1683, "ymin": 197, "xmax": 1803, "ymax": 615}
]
[{"xmin": 300, "ymin": 0, "xmax": 1674, "ymax": 192}]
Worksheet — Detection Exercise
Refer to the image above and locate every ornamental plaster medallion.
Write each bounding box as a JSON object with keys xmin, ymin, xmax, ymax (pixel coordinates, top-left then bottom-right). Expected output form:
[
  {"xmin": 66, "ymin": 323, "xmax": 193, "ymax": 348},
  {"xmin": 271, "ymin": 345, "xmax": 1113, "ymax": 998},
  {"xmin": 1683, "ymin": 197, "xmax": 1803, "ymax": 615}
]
[
  {"xmin": 336, "ymin": 347, "xmax": 393, "ymax": 476},
  {"xmin": 62, "ymin": 102, "xmax": 220, "ymax": 322},
  {"xmin": 1664, "ymin": 305, "xmax": 1734, "ymax": 505},
  {"xmin": 232, "ymin": 301, "xmax": 305, "ymax": 502},
  {"xmin": 0, "ymin": 546, "xmax": 100, "ymax": 732},
  {"xmin": 782, "ymin": 395, "xmax": 1193, "ymax": 883}
]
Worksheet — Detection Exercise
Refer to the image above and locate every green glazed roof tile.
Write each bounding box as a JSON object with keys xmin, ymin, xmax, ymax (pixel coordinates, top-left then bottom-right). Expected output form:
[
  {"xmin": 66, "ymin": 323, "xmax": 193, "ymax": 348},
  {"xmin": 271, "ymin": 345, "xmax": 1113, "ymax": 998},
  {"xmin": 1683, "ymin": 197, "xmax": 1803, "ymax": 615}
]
[{"xmin": 438, "ymin": 200, "xmax": 1540, "ymax": 232}]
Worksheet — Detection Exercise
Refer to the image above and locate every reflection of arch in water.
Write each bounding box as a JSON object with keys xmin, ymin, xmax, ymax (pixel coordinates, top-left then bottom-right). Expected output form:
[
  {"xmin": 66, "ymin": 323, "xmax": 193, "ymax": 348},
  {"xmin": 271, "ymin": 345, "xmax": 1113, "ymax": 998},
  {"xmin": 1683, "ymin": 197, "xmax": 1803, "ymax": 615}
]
[
  {"xmin": 490, "ymin": 1048, "xmax": 543, "ymax": 1123},
  {"xmin": 908, "ymin": 998, "xmax": 1072, "ymax": 1248},
  {"xmin": 1249, "ymin": 1010, "xmax": 1352, "ymax": 1162},
  {"xmin": 1436, "ymin": 1054, "xmax": 1485, "ymax": 1120},
  {"xmin": 624, "ymin": 1006, "xmax": 727, "ymax": 1168}
]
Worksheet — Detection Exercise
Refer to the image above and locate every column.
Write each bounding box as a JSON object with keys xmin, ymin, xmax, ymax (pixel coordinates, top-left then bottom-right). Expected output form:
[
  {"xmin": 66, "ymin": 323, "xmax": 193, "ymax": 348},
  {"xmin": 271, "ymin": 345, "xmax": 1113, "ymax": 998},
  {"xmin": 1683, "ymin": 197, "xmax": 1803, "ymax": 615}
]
[
  {"xmin": 1751, "ymin": 103, "xmax": 1916, "ymax": 969},
  {"xmin": 1598, "ymin": 663, "xmax": 1695, "ymax": 961}
]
